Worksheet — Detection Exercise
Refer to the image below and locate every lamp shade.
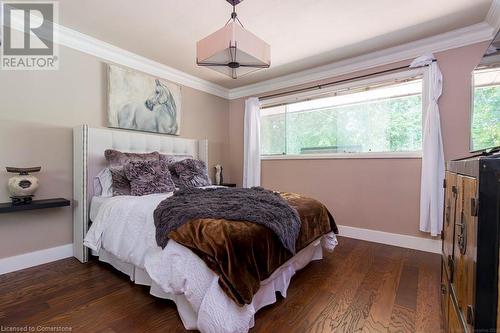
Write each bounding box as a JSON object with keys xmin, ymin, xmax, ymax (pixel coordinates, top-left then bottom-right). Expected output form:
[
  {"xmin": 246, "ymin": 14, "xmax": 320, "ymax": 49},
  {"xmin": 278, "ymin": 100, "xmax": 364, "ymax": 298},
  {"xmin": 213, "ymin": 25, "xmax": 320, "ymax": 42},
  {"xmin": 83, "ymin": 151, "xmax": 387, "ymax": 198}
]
[{"xmin": 196, "ymin": 21, "xmax": 271, "ymax": 79}]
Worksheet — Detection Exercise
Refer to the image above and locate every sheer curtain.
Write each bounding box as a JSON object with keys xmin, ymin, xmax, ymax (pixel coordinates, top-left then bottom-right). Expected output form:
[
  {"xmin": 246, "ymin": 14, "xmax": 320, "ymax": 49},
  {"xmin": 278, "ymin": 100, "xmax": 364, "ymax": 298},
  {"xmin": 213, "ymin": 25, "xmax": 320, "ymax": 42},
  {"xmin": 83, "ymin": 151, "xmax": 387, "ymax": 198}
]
[
  {"xmin": 411, "ymin": 54, "xmax": 445, "ymax": 236},
  {"xmin": 243, "ymin": 97, "xmax": 261, "ymax": 188}
]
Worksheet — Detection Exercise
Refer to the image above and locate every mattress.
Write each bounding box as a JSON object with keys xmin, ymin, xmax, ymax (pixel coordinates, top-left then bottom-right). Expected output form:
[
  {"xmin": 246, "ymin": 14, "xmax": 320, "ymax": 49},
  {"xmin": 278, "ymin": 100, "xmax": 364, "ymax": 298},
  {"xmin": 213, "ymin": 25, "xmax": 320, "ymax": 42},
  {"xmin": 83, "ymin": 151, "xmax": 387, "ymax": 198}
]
[{"xmin": 85, "ymin": 194, "xmax": 337, "ymax": 333}]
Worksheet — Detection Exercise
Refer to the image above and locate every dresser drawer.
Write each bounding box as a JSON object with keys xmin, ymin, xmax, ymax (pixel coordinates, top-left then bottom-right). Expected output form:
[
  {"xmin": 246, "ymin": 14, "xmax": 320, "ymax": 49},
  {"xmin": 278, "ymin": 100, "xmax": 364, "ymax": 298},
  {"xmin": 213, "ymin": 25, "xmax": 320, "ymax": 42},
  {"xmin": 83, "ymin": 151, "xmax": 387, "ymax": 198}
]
[
  {"xmin": 445, "ymin": 157, "xmax": 500, "ymax": 331},
  {"xmin": 452, "ymin": 175, "xmax": 477, "ymax": 332}
]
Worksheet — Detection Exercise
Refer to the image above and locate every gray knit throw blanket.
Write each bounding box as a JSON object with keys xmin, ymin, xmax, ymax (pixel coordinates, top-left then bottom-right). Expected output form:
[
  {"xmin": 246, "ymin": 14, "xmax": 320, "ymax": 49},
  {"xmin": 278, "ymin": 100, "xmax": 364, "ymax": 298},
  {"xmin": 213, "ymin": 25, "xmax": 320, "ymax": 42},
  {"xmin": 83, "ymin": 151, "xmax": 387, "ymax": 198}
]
[{"xmin": 154, "ymin": 187, "xmax": 301, "ymax": 254}]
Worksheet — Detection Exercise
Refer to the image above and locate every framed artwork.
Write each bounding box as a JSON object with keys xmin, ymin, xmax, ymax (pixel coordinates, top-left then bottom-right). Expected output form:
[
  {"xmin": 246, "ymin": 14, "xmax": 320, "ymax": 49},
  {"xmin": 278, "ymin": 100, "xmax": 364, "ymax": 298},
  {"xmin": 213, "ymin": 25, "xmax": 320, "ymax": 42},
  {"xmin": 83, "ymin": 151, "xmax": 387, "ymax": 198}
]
[{"xmin": 107, "ymin": 64, "xmax": 181, "ymax": 135}]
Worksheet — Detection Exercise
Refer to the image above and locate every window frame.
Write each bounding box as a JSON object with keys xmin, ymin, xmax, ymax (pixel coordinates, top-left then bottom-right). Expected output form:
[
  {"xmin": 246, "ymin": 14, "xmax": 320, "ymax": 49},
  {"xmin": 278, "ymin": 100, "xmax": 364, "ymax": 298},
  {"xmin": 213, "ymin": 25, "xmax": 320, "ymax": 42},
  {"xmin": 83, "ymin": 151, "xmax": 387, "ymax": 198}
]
[
  {"xmin": 469, "ymin": 65, "xmax": 500, "ymax": 152},
  {"xmin": 260, "ymin": 67, "xmax": 428, "ymax": 160}
]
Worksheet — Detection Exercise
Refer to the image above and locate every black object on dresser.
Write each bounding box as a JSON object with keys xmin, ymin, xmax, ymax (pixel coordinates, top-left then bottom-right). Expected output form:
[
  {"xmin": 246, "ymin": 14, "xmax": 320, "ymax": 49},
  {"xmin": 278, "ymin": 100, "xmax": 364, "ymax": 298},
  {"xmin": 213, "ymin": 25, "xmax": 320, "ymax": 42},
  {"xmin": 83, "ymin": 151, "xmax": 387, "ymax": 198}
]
[
  {"xmin": 441, "ymin": 153, "xmax": 500, "ymax": 332},
  {"xmin": 221, "ymin": 183, "xmax": 237, "ymax": 187},
  {"xmin": 0, "ymin": 198, "xmax": 70, "ymax": 214}
]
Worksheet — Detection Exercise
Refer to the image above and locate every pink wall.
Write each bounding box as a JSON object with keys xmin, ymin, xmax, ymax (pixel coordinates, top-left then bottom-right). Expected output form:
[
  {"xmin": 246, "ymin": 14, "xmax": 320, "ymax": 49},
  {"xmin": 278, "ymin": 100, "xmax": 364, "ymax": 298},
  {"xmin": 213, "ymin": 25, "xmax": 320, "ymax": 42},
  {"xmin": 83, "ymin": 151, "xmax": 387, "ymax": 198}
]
[
  {"xmin": 228, "ymin": 42, "xmax": 489, "ymax": 238},
  {"xmin": 438, "ymin": 43, "xmax": 490, "ymax": 160}
]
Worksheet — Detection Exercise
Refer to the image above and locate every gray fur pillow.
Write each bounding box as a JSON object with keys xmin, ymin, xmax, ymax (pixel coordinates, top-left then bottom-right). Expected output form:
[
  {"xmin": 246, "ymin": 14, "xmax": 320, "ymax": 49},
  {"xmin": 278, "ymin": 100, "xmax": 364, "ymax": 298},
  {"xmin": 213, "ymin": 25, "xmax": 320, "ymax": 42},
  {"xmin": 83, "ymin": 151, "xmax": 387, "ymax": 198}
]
[
  {"xmin": 105, "ymin": 150, "xmax": 160, "ymax": 196},
  {"xmin": 105, "ymin": 149, "xmax": 160, "ymax": 166},
  {"xmin": 159, "ymin": 154, "xmax": 193, "ymax": 188},
  {"xmin": 169, "ymin": 159, "xmax": 211, "ymax": 188},
  {"xmin": 124, "ymin": 160, "xmax": 175, "ymax": 196},
  {"xmin": 109, "ymin": 166, "xmax": 131, "ymax": 196},
  {"xmin": 159, "ymin": 154, "xmax": 192, "ymax": 165}
]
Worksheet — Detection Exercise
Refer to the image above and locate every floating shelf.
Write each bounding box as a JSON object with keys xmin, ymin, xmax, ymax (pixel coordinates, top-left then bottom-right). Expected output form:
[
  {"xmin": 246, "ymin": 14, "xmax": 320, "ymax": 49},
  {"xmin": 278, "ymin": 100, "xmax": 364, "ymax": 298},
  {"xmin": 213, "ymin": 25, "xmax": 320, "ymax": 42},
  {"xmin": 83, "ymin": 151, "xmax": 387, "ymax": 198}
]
[{"xmin": 0, "ymin": 198, "xmax": 70, "ymax": 214}]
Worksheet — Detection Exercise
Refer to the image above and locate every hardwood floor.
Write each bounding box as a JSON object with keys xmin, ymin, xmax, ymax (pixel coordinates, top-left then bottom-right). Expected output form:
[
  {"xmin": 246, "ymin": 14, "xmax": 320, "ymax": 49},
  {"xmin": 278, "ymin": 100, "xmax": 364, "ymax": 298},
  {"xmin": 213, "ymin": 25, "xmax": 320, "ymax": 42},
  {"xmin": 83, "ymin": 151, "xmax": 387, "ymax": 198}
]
[{"xmin": 0, "ymin": 237, "xmax": 443, "ymax": 332}]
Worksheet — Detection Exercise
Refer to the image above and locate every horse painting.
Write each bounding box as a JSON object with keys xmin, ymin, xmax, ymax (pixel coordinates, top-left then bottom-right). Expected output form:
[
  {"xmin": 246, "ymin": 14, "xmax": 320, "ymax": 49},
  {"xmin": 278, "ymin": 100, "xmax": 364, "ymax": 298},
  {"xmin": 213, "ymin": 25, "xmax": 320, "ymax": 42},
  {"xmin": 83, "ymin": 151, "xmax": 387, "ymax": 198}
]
[
  {"xmin": 108, "ymin": 65, "xmax": 181, "ymax": 135},
  {"xmin": 117, "ymin": 79, "xmax": 178, "ymax": 134}
]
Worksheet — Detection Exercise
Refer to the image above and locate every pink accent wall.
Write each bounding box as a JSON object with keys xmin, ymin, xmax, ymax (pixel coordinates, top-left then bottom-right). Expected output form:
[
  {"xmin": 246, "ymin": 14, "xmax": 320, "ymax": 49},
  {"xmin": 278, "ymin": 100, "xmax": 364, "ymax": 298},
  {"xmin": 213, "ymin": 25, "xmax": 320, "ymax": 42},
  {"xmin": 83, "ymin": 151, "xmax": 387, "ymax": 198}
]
[{"xmin": 228, "ymin": 42, "xmax": 489, "ymax": 238}]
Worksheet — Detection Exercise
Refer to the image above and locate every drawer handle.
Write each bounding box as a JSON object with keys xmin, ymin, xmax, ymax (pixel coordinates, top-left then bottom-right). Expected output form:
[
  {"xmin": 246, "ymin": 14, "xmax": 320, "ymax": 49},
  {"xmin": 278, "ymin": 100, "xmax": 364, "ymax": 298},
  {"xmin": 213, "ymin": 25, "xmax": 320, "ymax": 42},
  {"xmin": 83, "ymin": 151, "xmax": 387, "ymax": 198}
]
[
  {"xmin": 447, "ymin": 255, "xmax": 454, "ymax": 280},
  {"xmin": 456, "ymin": 212, "xmax": 467, "ymax": 255}
]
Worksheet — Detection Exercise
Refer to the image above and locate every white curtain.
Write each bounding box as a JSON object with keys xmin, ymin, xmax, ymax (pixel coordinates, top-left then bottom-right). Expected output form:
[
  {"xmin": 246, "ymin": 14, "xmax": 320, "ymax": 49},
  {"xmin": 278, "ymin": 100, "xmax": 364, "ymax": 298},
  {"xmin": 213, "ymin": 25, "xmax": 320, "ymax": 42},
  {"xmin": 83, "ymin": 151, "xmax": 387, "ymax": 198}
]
[
  {"xmin": 411, "ymin": 54, "xmax": 445, "ymax": 236},
  {"xmin": 243, "ymin": 97, "xmax": 261, "ymax": 188}
]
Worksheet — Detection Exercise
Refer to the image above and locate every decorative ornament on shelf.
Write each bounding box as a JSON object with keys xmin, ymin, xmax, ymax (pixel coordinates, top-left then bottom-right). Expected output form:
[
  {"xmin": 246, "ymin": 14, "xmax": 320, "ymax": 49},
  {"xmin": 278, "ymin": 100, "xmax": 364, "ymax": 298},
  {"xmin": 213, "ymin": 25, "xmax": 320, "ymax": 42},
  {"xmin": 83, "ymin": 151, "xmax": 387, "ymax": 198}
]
[
  {"xmin": 196, "ymin": 0, "xmax": 271, "ymax": 79},
  {"xmin": 6, "ymin": 167, "xmax": 41, "ymax": 205},
  {"xmin": 214, "ymin": 164, "xmax": 224, "ymax": 185}
]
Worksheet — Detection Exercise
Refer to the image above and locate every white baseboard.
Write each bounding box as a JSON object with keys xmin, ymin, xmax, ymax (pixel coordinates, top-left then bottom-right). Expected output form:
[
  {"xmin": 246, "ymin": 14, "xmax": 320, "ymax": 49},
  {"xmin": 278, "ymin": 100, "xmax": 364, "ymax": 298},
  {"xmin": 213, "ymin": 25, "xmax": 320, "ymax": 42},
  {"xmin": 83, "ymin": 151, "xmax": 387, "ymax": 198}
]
[
  {"xmin": 0, "ymin": 227, "xmax": 439, "ymax": 275},
  {"xmin": 0, "ymin": 243, "xmax": 73, "ymax": 275},
  {"xmin": 337, "ymin": 225, "xmax": 441, "ymax": 254}
]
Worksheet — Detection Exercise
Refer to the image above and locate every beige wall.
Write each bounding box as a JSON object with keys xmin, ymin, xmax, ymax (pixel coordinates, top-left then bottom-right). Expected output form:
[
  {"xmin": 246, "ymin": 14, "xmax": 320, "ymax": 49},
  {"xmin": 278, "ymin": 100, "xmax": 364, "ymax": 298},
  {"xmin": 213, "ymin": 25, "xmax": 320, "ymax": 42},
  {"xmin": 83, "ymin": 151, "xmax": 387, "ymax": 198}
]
[
  {"xmin": 0, "ymin": 40, "xmax": 489, "ymax": 259},
  {"xmin": 228, "ymin": 42, "xmax": 489, "ymax": 238},
  {"xmin": 0, "ymin": 46, "xmax": 229, "ymax": 259}
]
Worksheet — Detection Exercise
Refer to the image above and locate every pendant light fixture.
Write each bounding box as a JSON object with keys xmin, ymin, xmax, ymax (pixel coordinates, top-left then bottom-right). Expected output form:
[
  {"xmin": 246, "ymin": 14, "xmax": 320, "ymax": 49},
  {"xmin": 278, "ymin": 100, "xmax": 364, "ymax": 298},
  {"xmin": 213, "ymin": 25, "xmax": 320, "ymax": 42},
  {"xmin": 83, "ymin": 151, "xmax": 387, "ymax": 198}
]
[{"xmin": 196, "ymin": 0, "xmax": 271, "ymax": 79}]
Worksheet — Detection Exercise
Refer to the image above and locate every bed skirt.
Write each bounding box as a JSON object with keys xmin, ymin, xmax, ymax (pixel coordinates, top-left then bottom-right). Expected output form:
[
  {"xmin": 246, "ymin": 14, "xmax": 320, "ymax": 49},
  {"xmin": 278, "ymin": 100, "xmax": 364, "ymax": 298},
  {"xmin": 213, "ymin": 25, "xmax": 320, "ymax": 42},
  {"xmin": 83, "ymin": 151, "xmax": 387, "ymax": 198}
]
[{"xmin": 92, "ymin": 232, "xmax": 337, "ymax": 332}]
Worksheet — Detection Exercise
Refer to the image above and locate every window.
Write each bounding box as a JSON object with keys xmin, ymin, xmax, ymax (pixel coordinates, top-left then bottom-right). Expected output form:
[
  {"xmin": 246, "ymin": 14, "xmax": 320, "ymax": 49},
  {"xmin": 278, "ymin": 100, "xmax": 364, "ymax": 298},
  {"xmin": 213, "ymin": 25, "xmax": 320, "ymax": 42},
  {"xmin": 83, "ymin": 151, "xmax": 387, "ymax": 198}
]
[
  {"xmin": 471, "ymin": 67, "xmax": 500, "ymax": 151},
  {"xmin": 260, "ymin": 72, "xmax": 424, "ymax": 158}
]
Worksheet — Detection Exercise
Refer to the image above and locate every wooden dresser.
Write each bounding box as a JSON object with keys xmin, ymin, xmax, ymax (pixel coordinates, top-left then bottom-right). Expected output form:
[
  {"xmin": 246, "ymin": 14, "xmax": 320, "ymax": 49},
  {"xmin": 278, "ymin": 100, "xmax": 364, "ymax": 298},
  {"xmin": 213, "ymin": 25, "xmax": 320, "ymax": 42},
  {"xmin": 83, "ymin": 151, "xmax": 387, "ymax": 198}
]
[{"xmin": 441, "ymin": 153, "xmax": 500, "ymax": 332}]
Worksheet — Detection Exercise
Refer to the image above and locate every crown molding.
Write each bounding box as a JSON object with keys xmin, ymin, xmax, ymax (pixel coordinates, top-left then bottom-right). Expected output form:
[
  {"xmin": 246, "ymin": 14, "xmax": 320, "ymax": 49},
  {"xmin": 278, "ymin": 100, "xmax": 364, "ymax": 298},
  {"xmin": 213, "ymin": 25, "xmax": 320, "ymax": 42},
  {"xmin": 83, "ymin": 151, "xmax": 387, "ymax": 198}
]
[
  {"xmin": 58, "ymin": 25, "xmax": 231, "ymax": 99},
  {"xmin": 486, "ymin": 0, "xmax": 500, "ymax": 36},
  {"xmin": 227, "ymin": 22, "xmax": 495, "ymax": 99},
  {"xmin": 6, "ymin": 11, "xmax": 231, "ymax": 99},
  {"xmin": 6, "ymin": 4, "xmax": 499, "ymax": 101}
]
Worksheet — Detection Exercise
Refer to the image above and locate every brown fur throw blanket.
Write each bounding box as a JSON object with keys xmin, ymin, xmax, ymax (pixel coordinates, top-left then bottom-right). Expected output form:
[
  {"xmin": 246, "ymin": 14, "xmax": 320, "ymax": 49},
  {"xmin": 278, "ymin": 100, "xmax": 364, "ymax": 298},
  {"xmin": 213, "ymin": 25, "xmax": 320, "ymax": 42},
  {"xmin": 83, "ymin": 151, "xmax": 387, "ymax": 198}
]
[{"xmin": 154, "ymin": 187, "xmax": 301, "ymax": 254}]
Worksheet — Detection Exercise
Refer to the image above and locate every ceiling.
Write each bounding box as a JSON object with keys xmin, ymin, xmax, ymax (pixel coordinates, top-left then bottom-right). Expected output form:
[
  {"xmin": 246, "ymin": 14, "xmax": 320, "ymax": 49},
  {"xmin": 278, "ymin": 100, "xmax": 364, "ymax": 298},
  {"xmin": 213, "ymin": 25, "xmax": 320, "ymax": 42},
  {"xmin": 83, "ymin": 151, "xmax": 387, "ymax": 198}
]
[{"xmin": 58, "ymin": 0, "xmax": 493, "ymax": 89}]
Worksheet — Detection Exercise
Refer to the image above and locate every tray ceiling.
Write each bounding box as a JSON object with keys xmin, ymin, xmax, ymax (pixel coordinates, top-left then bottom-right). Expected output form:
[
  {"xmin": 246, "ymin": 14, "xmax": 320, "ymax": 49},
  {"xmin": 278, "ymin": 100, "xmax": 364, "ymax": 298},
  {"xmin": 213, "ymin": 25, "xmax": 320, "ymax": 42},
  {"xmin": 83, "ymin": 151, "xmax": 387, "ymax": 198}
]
[{"xmin": 58, "ymin": 0, "xmax": 492, "ymax": 89}]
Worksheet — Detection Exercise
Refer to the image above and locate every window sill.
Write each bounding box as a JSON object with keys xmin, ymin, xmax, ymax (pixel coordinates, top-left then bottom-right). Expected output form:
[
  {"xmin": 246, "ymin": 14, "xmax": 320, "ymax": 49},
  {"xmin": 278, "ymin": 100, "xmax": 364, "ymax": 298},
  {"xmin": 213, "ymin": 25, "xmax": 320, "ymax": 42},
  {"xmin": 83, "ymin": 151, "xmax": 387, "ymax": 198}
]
[{"xmin": 261, "ymin": 152, "xmax": 422, "ymax": 160}]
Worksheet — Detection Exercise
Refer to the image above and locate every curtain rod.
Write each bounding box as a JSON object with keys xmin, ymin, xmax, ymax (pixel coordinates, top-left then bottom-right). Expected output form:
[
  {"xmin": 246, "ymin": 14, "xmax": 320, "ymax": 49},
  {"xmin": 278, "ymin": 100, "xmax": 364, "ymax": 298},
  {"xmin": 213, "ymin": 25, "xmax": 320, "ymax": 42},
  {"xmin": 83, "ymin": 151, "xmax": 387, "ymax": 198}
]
[{"xmin": 259, "ymin": 60, "xmax": 435, "ymax": 102}]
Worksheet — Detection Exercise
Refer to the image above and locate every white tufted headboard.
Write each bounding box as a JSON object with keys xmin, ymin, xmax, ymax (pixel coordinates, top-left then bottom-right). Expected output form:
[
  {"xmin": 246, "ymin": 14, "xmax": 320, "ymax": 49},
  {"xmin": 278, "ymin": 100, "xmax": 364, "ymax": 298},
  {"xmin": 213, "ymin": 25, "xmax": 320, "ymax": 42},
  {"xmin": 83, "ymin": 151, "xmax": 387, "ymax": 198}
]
[{"xmin": 72, "ymin": 125, "xmax": 208, "ymax": 262}]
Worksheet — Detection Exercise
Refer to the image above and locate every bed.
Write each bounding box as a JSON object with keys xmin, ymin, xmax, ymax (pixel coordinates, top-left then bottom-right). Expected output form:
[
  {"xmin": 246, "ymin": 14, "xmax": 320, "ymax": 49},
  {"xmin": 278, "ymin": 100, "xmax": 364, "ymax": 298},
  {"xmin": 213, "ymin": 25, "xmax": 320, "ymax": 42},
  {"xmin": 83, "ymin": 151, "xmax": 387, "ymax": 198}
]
[{"xmin": 73, "ymin": 125, "xmax": 338, "ymax": 333}]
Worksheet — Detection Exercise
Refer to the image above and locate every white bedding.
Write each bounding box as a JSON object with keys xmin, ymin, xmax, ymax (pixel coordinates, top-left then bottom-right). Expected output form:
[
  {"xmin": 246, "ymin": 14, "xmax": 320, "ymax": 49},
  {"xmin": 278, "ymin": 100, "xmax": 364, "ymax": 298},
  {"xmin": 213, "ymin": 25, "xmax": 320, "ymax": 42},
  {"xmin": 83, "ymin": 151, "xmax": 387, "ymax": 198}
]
[
  {"xmin": 89, "ymin": 196, "xmax": 112, "ymax": 222},
  {"xmin": 85, "ymin": 193, "xmax": 337, "ymax": 333}
]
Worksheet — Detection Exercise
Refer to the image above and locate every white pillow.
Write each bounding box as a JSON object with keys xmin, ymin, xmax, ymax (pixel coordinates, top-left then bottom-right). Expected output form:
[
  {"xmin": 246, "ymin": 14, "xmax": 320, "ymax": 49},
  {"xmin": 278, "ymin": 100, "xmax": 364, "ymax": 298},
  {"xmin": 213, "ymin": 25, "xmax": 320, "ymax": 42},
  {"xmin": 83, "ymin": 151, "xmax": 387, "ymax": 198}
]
[{"xmin": 93, "ymin": 168, "xmax": 113, "ymax": 197}]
